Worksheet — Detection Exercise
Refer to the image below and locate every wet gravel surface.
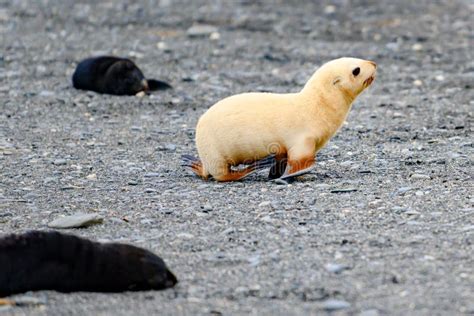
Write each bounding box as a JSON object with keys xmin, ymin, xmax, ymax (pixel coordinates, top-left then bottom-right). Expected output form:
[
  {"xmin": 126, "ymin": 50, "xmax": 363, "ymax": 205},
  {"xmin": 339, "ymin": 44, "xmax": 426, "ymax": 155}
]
[{"xmin": 0, "ymin": 0, "xmax": 473, "ymax": 315}]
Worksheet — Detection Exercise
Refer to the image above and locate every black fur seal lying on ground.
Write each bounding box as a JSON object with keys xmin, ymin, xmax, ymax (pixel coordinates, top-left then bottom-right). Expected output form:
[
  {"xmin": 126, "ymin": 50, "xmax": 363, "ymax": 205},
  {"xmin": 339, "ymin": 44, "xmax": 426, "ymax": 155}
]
[
  {"xmin": 0, "ymin": 231, "xmax": 177, "ymax": 297},
  {"xmin": 72, "ymin": 56, "xmax": 172, "ymax": 95}
]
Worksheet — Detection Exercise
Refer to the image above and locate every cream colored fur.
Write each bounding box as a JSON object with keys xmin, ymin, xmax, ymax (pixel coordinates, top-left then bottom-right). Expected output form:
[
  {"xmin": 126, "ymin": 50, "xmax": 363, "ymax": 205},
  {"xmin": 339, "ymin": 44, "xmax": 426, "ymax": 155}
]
[{"xmin": 195, "ymin": 57, "xmax": 377, "ymax": 181}]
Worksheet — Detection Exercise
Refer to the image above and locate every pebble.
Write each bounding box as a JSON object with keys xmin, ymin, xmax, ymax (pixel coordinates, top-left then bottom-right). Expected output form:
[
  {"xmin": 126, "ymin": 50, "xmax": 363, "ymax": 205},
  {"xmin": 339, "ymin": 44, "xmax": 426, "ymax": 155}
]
[
  {"xmin": 144, "ymin": 172, "xmax": 160, "ymax": 178},
  {"xmin": 410, "ymin": 173, "xmax": 431, "ymax": 180},
  {"xmin": 330, "ymin": 187, "xmax": 358, "ymax": 193},
  {"xmin": 413, "ymin": 79, "xmax": 423, "ymax": 87},
  {"xmin": 359, "ymin": 309, "xmax": 380, "ymax": 316},
  {"xmin": 53, "ymin": 158, "xmax": 67, "ymax": 166},
  {"xmin": 177, "ymin": 232, "xmax": 194, "ymax": 239},
  {"xmin": 435, "ymin": 75, "xmax": 445, "ymax": 81},
  {"xmin": 258, "ymin": 201, "xmax": 272, "ymax": 208},
  {"xmin": 144, "ymin": 188, "xmax": 157, "ymax": 193},
  {"xmin": 322, "ymin": 299, "xmax": 351, "ymax": 311},
  {"xmin": 325, "ymin": 263, "xmax": 350, "ymax": 274},
  {"xmin": 201, "ymin": 203, "xmax": 213, "ymax": 212},
  {"xmin": 127, "ymin": 180, "xmax": 139, "ymax": 185},
  {"xmin": 48, "ymin": 213, "xmax": 103, "ymax": 229},
  {"xmin": 86, "ymin": 173, "xmax": 97, "ymax": 180},
  {"xmin": 187, "ymin": 24, "xmax": 218, "ymax": 37},
  {"xmin": 411, "ymin": 43, "xmax": 423, "ymax": 51},
  {"xmin": 39, "ymin": 90, "xmax": 54, "ymax": 97},
  {"xmin": 209, "ymin": 32, "xmax": 220, "ymax": 40}
]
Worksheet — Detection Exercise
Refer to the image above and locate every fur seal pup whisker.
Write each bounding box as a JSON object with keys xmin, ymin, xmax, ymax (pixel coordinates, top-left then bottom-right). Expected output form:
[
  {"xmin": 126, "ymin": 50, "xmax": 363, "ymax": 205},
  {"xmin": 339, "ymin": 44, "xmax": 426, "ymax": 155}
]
[
  {"xmin": 72, "ymin": 56, "xmax": 172, "ymax": 96},
  {"xmin": 0, "ymin": 231, "xmax": 177, "ymax": 297},
  {"xmin": 183, "ymin": 57, "xmax": 376, "ymax": 182}
]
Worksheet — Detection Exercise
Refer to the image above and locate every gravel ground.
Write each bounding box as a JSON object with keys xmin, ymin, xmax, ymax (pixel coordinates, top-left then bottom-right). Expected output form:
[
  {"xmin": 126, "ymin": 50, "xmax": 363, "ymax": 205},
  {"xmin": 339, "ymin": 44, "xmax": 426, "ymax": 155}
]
[{"xmin": 0, "ymin": 0, "xmax": 473, "ymax": 315}]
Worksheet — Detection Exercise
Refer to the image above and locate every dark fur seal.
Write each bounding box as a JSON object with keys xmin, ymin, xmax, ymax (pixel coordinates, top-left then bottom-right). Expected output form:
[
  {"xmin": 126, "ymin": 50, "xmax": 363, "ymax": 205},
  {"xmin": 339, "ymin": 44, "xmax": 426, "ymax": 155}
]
[
  {"xmin": 0, "ymin": 231, "xmax": 177, "ymax": 297},
  {"xmin": 72, "ymin": 56, "xmax": 172, "ymax": 95}
]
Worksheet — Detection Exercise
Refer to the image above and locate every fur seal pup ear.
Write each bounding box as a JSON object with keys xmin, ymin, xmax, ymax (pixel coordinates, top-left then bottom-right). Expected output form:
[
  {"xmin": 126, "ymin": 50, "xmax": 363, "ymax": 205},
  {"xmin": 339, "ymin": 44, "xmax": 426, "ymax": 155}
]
[
  {"xmin": 183, "ymin": 57, "xmax": 376, "ymax": 182},
  {"xmin": 72, "ymin": 56, "xmax": 172, "ymax": 96},
  {"xmin": 0, "ymin": 231, "xmax": 177, "ymax": 297}
]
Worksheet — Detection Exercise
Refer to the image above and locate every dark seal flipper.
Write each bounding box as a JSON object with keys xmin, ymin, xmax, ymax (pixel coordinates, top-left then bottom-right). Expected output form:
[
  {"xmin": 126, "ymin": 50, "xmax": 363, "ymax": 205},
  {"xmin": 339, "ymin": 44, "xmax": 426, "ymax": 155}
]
[
  {"xmin": 147, "ymin": 79, "xmax": 173, "ymax": 91},
  {"xmin": 0, "ymin": 231, "xmax": 177, "ymax": 297}
]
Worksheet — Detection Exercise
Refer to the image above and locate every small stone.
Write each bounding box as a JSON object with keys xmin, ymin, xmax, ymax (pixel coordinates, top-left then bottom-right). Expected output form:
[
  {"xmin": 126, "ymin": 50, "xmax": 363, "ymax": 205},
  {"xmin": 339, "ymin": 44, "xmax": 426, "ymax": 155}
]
[
  {"xmin": 86, "ymin": 173, "xmax": 97, "ymax": 180},
  {"xmin": 324, "ymin": 5, "xmax": 336, "ymax": 14},
  {"xmin": 323, "ymin": 299, "xmax": 351, "ymax": 311},
  {"xmin": 53, "ymin": 158, "xmax": 67, "ymax": 166},
  {"xmin": 144, "ymin": 188, "xmax": 157, "ymax": 193},
  {"xmin": 397, "ymin": 187, "xmax": 413, "ymax": 194},
  {"xmin": 177, "ymin": 232, "xmax": 194, "ymax": 239},
  {"xmin": 325, "ymin": 263, "xmax": 350, "ymax": 274},
  {"xmin": 435, "ymin": 75, "xmax": 445, "ymax": 81},
  {"xmin": 209, "ymin": 32, "xmax": 220, "ymax": 40},
  {"xmin": 331, "ymin": 187, "xmax": 358, "ymax": 193},
  {"xmin": 413, "ymin": 79, "xmax": 423, "ymax": 87},
  {"xmin": 258, "ymin": 201, "xmax": 272, "ymax": 208},
  {"xmin": 410, "ymin": 173, "xmax": 431, "ymax": 180},
  {"xmin": 128, "ymin": 180, "xmax": 139, "ymax": 185},
  {"xmin": 48, "ymin": 213, "xmax": 103, "ymax": 229},
  {"xmin": 39, "ymin": 90, "xmax": 54, "ymax": 97},
  {"xmin": 411, "ymin": 43, "xmax": 423, "ymax": 51},
  {"xmin": 187, "ymin": 24, "xmax": 218, "ymax": 37},
  {"xmin": 135, "ymin": 91, "xmax": 146, "ymax": 97},
  {"xmin": 360, "ymin": 309, "xmax": 380, "ymax": 316},
  {"xmin": 201, "ymin": 203, "xmax": 213, "ymax": 212},
  {"xmin": 156, "ymin": 41, "xmax": 171, "ymax": 52},
  {"xmin": 144, "ymin": 172, "xmax": 160, "ymax": 178}
]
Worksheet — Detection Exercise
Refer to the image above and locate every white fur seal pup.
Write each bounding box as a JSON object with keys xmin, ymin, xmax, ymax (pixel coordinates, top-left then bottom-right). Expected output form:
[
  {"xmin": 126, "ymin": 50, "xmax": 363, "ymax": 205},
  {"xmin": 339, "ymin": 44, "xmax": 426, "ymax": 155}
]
[{"xmin": 183, "ymin": 57, "xmax": 376, "ymax": 182}]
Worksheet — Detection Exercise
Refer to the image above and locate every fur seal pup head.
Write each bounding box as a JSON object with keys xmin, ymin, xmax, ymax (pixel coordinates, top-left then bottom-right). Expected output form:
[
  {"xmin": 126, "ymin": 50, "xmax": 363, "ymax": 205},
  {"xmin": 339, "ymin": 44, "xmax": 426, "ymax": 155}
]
[
  {"xmin": 183, "ymin": 57, "xmax": 376, "ymax": 182},
  {"xmin": 0, "ymin": 231, "xmax": 177, "ymax": 296},
  {"xmin": 72, "ymin": 56, "xmax": 172, "ymax": 96},
  {"xmin": 301, "ymin": 57, "xmax": 377, "ymax": 104}
]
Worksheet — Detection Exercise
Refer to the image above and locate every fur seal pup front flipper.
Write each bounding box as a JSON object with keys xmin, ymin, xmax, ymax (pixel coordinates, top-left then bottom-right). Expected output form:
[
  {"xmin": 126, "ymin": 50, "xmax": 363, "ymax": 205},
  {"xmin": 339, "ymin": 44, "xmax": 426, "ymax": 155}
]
[
  {"xmin": 0, "ymin": 231, "xmax": 177, "ymax": 297},
  {"xmin": 183, "ymin": 57, "xmax": 377, "ymax": 182},
  {"xmin": 72, "ymin": 56, "xmax": 172, "ymax": 96}
]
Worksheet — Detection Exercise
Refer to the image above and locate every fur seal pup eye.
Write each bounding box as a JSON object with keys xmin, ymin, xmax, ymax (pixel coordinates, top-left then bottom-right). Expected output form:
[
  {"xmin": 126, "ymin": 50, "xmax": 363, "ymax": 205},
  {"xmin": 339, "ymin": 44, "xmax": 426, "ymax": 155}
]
[
  {"xmin": 72, "ymin": 56, "xmax": 172, "ymax": 96},
  {"xmin": 182, "ymin": 57, "xmax": 376, "ymax": 182},
  {"xmin": 0, "ymin": 231, "xmax": 177, "ymax": 296}
]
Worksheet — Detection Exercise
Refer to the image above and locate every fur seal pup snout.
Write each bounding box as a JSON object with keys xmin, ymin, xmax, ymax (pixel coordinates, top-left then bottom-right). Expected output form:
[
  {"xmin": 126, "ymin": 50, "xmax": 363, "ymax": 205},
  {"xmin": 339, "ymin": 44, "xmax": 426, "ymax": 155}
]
[
  {"xmin": 72, "ymin": 56, "xmax": 172, "ymax": 96},
  {"xmin": 0, "ymin": 231, "xmax": 177, "ymax": 297},
  {"xmin": 183, "ymin": 57, "xmax": 376, "ymax": 182}
]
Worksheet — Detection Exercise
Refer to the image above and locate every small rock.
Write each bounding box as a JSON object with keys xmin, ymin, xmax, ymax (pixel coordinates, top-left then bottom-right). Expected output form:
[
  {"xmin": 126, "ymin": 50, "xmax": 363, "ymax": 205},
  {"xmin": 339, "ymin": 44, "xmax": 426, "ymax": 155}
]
[
  {"xmin": 435, "ymin": 75, "xmax": 445, "ymax": 81},
  {"xmin": 411, "ymin": 43, "xmax": 423, "ymax": 51},
  {"xmin": 258, "ymin": 201, "xmax": 272, "ymax": 208},
  {"xmin": 177, "ymin": 232, "xmax": 194, "ymax": 239},
  {"xmin": 413, "ymin": 79, "xmax": 423, "ymax": 87},
  {"xmin": 53, "ymin": 158, "xmax": 67, "ymax": 166},
  {"xmin": 331, "ymin": 188, "xmax": 358, "ymax": 193},
  {"xmin": 144, "ymin": 188, "xmax": 157, "ymax": 193},
  {"xmin": 324, "ymin": 5, "xmax": 336, "ymax": 14},
  {"xmin": 86, "ymin": 173, "xmax": 97, "ymax": 180},
  {"xmin": 128, "ymin": 180, "xmax": 139, "ymax": 185},
  {"xmin": 39, "ymin": 90, "xmax": 54, "ymax": 97},
  {"xmin": 187, "ymin": 24, "xmax": 218, "ymax": 37},
  {"xmin": 144, "ymin": 172, "xmax": 160, "ymax": 178},
  {"xmin": 325, "ymin": 263, "xmax": 350, "ymax": 274},
  {"xmin": 323, "ymin": 299, "xmax": 351, "ymax": 311},
  {"xmin": 209, "ymin": 32, "xmax": 220, "ymax": 40},
  {"xmin": 410, "ymin": 173, "xmax": 431, "ymax": 180},
  {"xmin": 359, "ymin": 309, "xmax": 380, "ymax": 316},
  {"xmin": 48, "ymin": 213, "xmax": 103, "ymax": 229},
  {"xmin": 201, "ymin": 203, "xmax": 213, "ymax": 212},
  {"xmin": 135, "ymin": 91, "xmax": 146, "ymax": 97}
]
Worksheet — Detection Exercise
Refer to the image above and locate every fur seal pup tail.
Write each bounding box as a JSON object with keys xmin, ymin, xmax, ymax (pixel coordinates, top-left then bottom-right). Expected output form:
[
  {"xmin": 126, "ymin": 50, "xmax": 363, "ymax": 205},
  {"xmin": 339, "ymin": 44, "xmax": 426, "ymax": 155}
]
[
  {"xmin": 147, "ymin": 79, "xmax": 173, "ymax": 91},
  {"xmin": 0, "ymin": 231, "xmax": 177, "ymax": 297}
]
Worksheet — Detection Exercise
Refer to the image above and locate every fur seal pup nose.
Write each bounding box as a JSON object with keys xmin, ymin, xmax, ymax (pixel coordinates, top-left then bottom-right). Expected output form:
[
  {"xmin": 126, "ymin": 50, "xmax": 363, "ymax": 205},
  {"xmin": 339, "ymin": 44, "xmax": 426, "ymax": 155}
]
[
  {"xmin": 72, "ymin": 56, "xmax": 172, "ymax": 96},
  {"xmin": 182, "ymin": 57, "xmax": 376, "ymax": 182},
  {"xmin": 0, "ymin": 231, "xmax": 177, "ymax": 297}
]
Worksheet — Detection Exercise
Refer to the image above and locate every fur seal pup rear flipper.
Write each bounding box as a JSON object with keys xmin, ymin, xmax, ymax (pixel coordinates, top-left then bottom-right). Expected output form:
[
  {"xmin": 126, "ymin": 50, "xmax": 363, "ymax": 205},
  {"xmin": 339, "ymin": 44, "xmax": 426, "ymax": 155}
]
[
  {"xmin": 182, "ymin": 154, "xmax": 275, "ymax": 181},
  {"xmin": 147, "ymin": 79, "xmax": 173, "ymax": 91},
  {"xmin": 0, "ymin": 231, "xmax": 177, "ymax": 297}
]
